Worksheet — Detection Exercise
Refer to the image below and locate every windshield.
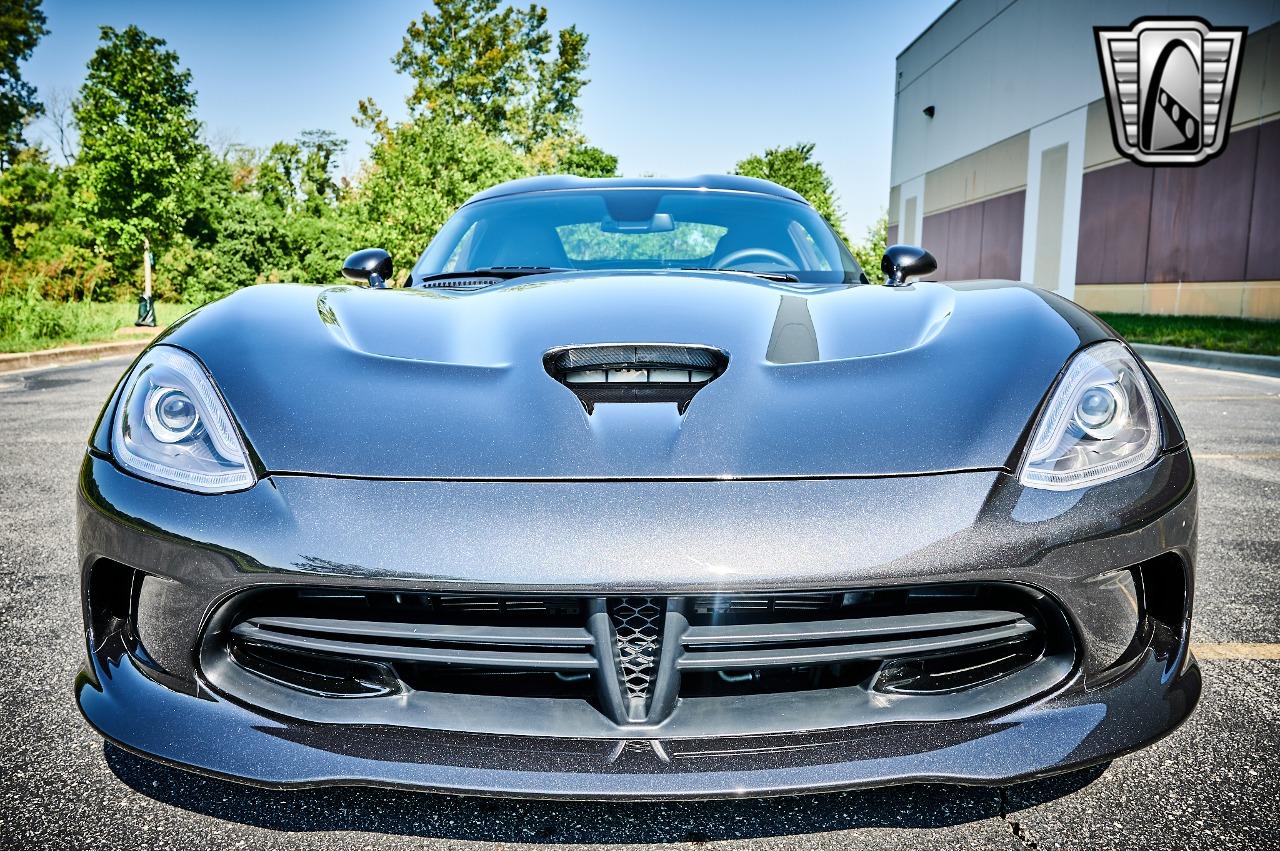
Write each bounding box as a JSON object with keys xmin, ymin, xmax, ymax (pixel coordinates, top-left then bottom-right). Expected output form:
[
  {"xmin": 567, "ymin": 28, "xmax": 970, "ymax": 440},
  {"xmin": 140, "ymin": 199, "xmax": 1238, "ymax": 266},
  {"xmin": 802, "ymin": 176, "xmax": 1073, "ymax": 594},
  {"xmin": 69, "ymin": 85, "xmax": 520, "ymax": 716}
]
[{"xmin": 413, "ymin": 188, "xmax": 863, "ymax": 285}]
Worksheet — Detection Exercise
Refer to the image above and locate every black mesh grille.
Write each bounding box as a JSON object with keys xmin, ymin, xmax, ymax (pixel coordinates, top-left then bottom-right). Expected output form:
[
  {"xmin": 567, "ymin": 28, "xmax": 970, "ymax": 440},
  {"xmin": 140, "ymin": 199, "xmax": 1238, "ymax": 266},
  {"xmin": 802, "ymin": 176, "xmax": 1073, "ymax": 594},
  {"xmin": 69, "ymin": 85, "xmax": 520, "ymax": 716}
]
[
  {"xmin": 609, "ymin": 597, "xmax": 664, "ymax": 715},
  {"xmin": 544, "ymin": 344, "xmax": 728, "ymax": 413},
  {"xmin": 554, "ymin": 344, "xmax": 720, "ymax": 371},
  {"xmin": 421, "ymin": 277, "xmax": 499, "ymax": 290}
]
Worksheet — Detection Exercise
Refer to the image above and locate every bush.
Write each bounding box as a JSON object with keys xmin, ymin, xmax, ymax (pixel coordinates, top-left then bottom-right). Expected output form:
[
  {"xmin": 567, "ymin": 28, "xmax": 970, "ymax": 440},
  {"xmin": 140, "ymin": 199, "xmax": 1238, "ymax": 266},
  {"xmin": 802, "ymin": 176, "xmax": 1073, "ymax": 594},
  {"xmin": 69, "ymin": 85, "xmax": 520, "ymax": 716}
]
[
  {"xmin": 351, "ymin": 114, "xmax": 530, "ymax": 275},
  {"xmin": 0, "ymin": 290, "xmax": 196, "ymax": 352}
]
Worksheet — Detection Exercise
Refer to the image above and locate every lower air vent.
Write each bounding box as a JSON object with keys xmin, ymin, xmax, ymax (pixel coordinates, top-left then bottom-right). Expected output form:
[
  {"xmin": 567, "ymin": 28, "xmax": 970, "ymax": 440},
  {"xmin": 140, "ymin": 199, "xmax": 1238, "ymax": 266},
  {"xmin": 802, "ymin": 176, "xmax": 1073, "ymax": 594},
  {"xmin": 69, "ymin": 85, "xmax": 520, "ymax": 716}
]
[
  {"xmin": 199, "ymin": 582, "xmax": 1074, "ymax": 738},
  {"xmin": 544, "ymin": 343, "xmax": 729, "ymax": 413}
]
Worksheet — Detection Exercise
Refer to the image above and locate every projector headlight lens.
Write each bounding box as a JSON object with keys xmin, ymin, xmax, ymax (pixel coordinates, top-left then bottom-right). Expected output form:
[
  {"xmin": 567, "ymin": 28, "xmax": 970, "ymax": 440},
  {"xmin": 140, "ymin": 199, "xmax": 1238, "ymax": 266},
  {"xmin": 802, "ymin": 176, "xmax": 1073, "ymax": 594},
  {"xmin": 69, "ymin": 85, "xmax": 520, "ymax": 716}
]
[
  {"xmin": 1019, "ymin": 341, "xmax": 1160, "ymax": 491},
  {"xmin": 111, "ymin": 346, "xmax": 254, "ymax": 493},
  {"xmin": 143, "ymin": 387, "xmax": 200, "ymax": 443}
]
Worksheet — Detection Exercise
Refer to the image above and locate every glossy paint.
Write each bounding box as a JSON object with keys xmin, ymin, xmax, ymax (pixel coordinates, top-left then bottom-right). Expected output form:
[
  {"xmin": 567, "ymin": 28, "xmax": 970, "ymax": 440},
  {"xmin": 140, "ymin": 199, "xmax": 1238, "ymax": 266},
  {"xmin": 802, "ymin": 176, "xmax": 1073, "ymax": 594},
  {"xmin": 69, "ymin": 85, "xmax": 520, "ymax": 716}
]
[
  {"xmin": 74, "ymin": 178, "xmax": 1199, "ymax": 798},
  {"xmin": 117, "ymin": 274, "xmax": 1112, "ymax": 480},
  {"xmin": 76, "ymin": 448, "xmax": 1197, "ymax": 796}
]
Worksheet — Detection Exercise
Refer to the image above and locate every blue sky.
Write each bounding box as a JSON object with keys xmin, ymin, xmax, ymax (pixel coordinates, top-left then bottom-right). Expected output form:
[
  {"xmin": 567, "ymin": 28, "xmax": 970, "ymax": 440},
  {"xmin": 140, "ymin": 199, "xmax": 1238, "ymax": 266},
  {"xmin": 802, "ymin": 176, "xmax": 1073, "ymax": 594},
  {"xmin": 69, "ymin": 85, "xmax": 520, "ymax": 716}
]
[{"xmin": 24, "ymin": 0, "xmax": 952, "ymax": 236}]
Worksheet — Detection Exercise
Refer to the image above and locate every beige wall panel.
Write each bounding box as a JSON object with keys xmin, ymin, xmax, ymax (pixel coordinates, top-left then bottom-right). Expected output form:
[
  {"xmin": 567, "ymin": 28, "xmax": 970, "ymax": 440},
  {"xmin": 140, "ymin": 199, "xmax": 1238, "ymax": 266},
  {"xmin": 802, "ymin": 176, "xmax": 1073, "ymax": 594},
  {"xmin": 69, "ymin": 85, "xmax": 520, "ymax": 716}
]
[
  {"xmin": 1075, "ymin": 282, "xmax": 1280, "ymax": 319},
  {"xmin": 1174, "ymin": 284, "xmax": 1249, "ymax": 318},
  {"xmin": 1074, "ymin": 284, "xmax": 1146, "ymax": 314},
  {"xmin": 1144, "ymin": 286, "xmax": 1180, "ymax": 315},
  {"xmin": 1244, "ymin": 283, "xmax": 1280, "ymax": 319},
  {"xmin": 925, "ymin": 162, "xmax": 968, "ymax": 215},
  {"xmin": 1234, "ymin": 23, "xmax": 1276, "ymax": 126},
  {"xmin": 887, "ymin": 185, "xmax": 901, "ymax": 226},
  {"xmin": 1084, "ymin": 99, "xmax": 1124, "ymax": 171},
  {"xmin": 923, "ymin": 132, "xmax": 1028, "ymax": 215},
  {"xmin": 1262, "ymin": 23, "xmax": 1280, "ymax": 121}
]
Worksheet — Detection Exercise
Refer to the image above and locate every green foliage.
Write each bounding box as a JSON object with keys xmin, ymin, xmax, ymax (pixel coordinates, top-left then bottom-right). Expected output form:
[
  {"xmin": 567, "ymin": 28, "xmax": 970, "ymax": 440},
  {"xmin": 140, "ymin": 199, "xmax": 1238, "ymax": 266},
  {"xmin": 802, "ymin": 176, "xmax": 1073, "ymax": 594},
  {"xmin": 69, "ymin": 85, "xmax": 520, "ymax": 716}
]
[
  {"xmin": 558, "ymin": 143, "xmax": 618, "ymax": 178},
  {"xmin": 850, "ymin": 212, "xmax": 887, "ymax": 281},
  {"xmin": 1097, "ymin": 313, "xmax": 1280, "ymax": 356},
  {"xmin": 0, "ymin": 6, "xmax": 619, "ymax": 347},
  {"xmin": 73, "ymin": 25, "xmax": 205, "ymax": 272},
  {"xmin": 0, "ymin": 0, "xmax": 47, "ymax": 167},
  {"xmin": 389, "ymin": 0, "xmax": 589, "ymax": 151},
  {"xmin": 0, "ymin": 147, "xmax": 104, "ymax": 300},
  {"xmin": 734, "ymin": 142, "xmax": 846, "ymax": 242},
  {"xmin": 353, "ymin": 114, "xmax": 528, "ymax": 275},
  {"xmin": 0, "ymin": 146, "xmax": 58, "ymax": 253},
  {"xmin": 0, "ymin": 286, "xmax": 192, "ymax": 352}
]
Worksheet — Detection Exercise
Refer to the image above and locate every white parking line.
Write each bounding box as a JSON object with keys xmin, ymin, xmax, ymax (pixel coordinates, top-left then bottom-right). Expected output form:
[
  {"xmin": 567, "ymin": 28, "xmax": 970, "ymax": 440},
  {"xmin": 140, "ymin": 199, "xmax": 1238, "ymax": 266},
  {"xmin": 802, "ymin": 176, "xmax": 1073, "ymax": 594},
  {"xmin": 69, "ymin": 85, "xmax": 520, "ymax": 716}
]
[
  {"xmin": 1194, "ymin": 643, "xmax": 1280, "ymax": 660},
  {"xmin": 1195, "ymin": 453, "xmax": 1280, "ymax": 460},
  {"xmin": 1152, "ymin": 361, "xmax": 1280, "ymax": 383}
]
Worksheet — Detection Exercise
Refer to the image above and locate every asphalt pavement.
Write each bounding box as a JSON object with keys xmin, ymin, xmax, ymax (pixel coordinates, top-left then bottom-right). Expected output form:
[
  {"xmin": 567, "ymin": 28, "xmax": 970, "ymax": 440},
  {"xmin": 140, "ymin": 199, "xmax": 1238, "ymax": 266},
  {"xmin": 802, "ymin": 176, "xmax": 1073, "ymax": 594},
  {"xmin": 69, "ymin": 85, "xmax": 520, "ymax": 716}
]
[{"xmin": 0, "ymin": 355, "xmax": 1276, "ymax": 849}]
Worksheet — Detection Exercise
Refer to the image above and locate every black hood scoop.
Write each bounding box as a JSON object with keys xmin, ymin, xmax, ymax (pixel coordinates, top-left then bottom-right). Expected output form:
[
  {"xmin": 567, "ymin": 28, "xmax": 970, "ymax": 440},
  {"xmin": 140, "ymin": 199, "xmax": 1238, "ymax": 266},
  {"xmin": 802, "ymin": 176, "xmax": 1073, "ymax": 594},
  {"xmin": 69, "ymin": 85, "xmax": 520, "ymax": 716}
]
[{"xmin": 544, "ymin": 344, "xmax": 729, "ymax": 414}]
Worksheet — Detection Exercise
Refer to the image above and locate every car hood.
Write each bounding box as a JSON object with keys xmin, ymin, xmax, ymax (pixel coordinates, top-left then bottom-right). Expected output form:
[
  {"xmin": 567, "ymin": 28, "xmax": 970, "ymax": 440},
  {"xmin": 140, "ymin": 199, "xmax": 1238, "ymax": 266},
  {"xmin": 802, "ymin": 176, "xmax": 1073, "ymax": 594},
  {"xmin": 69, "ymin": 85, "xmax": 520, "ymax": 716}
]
[{"xmin": 160, "ymin": 272, "xmax": 1096, "ymax": 479}]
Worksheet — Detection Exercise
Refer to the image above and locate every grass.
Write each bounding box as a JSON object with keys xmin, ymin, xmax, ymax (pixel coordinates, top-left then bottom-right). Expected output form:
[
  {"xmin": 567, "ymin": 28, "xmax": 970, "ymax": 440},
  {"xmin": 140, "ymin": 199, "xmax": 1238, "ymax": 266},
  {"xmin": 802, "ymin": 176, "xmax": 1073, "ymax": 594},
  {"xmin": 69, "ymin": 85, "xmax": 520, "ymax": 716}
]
[
  {"xmin": 0, "ymin": 298, "xmax": 197, "ymax": 354},
  {"xmin": 1096, "ymin": 313, "xmax": 1280, "ymax": 357}
]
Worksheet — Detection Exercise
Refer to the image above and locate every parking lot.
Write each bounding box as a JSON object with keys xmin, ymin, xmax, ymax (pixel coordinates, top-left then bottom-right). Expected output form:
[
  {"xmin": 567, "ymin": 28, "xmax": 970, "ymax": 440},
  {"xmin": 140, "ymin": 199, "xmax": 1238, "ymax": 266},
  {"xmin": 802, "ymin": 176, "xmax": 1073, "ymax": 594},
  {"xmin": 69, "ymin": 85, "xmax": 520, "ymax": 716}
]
[{"xmin": 0, "ymin": 355, "xmax": 1276, "ymax": 849}]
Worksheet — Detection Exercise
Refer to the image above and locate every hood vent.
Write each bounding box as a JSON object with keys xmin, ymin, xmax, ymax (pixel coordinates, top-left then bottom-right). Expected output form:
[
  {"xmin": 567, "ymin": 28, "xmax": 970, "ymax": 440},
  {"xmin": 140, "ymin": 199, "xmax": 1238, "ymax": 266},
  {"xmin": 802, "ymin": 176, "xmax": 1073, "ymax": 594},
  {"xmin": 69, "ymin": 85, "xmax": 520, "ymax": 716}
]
[
  {"xmin": 544, "ymin": 343, "xmax": 728, "ymax": 414},
  {"xmin": 420, "ymin": 276, "xmax": 500, "ymax": 290}
]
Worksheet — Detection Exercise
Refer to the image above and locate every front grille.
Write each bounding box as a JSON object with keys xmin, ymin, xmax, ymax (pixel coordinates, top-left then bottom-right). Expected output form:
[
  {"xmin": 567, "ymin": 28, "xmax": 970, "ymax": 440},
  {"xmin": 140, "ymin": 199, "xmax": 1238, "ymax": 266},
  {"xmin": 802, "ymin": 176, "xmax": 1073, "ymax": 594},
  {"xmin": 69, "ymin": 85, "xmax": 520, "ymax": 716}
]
[
  {"xmin": 610, "ymin": 597, "xmax": 664, "ymax": 719},
  {"xmin": 201, "ymin": 583, "xmax": 1075, "ymax": 738},
  {"xmin": 691, "ymin": 592, "xmax": 841, "ymax": 615}
]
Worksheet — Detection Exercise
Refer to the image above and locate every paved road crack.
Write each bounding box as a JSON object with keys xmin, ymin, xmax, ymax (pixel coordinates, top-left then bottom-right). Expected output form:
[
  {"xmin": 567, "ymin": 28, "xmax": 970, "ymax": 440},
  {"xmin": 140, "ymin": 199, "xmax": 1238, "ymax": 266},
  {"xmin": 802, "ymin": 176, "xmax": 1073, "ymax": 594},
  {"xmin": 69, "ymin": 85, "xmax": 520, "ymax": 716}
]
[{"xmin": 998, "ymin": 788, "xmax": 1040, "ymax": 849}]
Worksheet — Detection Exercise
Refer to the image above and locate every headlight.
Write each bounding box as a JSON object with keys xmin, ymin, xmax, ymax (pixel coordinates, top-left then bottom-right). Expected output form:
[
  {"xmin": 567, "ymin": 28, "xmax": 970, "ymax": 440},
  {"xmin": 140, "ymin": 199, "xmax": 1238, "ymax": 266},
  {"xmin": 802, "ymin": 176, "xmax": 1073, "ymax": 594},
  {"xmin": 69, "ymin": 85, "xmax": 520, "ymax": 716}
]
[
  {"xmin": 111, "ymin": 346, "xmax": 254, "ymax": 493},
  {"xmin": 1019, "ymin": 341, "xmax": 1160, "ymax": 491}
]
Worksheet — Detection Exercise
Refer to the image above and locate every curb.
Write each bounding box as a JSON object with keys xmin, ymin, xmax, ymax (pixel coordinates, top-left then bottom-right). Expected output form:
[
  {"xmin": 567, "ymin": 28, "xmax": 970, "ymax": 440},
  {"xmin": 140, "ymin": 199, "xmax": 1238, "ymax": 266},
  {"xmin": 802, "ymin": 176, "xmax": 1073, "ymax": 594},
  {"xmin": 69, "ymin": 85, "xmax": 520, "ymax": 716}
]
[
  {"xmin": 0, "ymin": 339, "xmax": 151, "ymax": 375},
  {"xmin": 1132, "ymin": 343, "xmax": 1280, "ymax": 379}
]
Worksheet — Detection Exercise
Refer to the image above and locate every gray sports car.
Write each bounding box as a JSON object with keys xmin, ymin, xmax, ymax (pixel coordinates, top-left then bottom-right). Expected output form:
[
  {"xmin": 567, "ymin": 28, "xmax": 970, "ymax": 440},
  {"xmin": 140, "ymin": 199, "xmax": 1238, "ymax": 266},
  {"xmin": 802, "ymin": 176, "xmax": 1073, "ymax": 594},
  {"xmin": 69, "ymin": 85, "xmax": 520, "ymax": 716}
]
[{"xmin": 76, "ymin": 175, "xmax": 1198, "ymax": 799}]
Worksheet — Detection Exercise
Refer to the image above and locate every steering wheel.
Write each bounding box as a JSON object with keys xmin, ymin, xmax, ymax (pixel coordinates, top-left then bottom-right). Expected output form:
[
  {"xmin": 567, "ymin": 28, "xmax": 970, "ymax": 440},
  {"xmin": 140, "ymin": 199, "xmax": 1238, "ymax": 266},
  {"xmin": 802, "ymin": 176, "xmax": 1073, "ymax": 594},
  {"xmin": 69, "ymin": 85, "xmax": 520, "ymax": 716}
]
[{"xmin": 713, "ymin": 248, "xmax": 793, "ymax": 270}]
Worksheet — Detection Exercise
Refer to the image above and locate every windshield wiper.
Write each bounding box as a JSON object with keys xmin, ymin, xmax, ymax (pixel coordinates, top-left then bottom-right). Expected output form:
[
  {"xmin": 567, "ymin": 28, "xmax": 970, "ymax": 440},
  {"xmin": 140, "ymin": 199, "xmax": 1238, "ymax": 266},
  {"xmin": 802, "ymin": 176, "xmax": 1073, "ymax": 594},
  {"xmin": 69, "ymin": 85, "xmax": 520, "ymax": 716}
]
[
  {"xmin": 415, "ymin": 266, "xmax": 570, "ymax": 284},
  {"xmin": 680, "ymin": 267, "xmax": 800, "ymax": 283}
]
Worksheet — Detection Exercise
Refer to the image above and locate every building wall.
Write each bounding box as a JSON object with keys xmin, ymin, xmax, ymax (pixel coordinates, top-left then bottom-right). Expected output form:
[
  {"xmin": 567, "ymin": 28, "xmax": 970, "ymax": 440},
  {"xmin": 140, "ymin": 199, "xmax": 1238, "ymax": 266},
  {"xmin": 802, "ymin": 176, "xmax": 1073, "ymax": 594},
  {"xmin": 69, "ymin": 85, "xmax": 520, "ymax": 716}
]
[
  {"xmin": 889, "ymin": 1, "xmax": 1280, "ymax": 318},
  {"xmin": 891, "ymin": 0, "xmax": 1279, "ymax": 186}
]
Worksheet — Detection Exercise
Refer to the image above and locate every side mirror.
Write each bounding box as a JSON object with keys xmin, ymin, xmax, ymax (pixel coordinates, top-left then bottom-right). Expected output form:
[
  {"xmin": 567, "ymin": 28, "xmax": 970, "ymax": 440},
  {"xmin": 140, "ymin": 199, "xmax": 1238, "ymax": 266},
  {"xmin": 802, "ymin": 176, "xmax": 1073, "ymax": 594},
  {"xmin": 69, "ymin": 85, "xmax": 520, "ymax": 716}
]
[
  {"xmin": 342, "ymin": 248, "xmax": 393, "ymax": 288},
  {"xmin": 880, "ymin": 244, "xmax": 937, "ymax": 287}
]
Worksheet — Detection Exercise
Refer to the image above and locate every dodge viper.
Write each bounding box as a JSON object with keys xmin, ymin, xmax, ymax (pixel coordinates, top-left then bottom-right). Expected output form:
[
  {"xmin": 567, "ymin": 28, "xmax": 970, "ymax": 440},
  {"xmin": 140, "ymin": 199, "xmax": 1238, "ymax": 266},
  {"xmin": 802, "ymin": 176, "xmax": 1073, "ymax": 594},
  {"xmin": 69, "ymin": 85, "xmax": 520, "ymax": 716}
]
[{"xmin": 76, "ymin": 175, "xmax": 1199, "ymax": 798}]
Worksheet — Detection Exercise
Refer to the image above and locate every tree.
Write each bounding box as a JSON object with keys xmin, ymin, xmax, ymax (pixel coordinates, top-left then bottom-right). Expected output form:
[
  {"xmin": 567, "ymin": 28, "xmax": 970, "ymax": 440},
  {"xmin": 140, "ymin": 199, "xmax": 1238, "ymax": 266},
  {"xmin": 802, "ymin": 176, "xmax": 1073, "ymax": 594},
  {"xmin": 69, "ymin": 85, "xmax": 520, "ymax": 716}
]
[
  {"xmin": 0, "ymin": 0, "xmax": 48, "ymax": 168},
  {"xmin": 523, "ymin": 134, "xmax": 617, "ymax": 177},
  {"xmin": 850, "ymin": 212, "xmax": 887, "ymax": 282},
  {"xmin": 388, "ymin": 0, "xmax": 589, "ymax": 151},
  {"xmin": 256, "ymin": 140, "xmax": 302, "ymax": 211},
  {"xmin": 558, "ymin": 143, "xmax": 617, "ymax": 178},
  {"xmin": 73, "ymin": 25, "xmax": 205, "ymax": 278},
  {"xmin": 351, "ymin": 114, "xmax": 528, "ymax": 276},
  {"xmin": 39, "ymin": 86, "xmax": 76, "ymax": 164},
  {"xmin": 297, "ymin": 129, "xmax": 346, "ymax": 212},
  {"xmin": 0, "ymin": 144, "xmax": 57, "ymax": 253},
  {"xmin": 734, "ymin": 142, "xmax": 846, "ymax": 242},
  {"xmin": 251, "ymin": 130, "xmax": 345, "ymax": 214}
]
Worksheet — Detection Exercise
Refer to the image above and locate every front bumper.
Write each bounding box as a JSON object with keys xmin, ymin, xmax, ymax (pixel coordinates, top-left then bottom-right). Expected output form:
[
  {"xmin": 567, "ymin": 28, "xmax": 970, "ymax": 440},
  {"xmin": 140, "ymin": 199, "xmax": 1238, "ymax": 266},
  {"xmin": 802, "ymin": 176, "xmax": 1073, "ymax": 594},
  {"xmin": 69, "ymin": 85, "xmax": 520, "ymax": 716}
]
[{"xmin": 76, "ymin": 449, "xmax": 1199, "ymax": 799}]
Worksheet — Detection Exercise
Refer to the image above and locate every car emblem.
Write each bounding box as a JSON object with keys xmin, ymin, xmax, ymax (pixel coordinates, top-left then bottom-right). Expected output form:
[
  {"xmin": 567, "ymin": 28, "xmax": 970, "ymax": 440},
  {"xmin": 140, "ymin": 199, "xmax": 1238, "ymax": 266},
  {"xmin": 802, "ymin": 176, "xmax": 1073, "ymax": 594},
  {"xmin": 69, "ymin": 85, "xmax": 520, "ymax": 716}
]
[{"xmin": 1094, "ymin": 17, "xmax": 1246, "ymax": 166}]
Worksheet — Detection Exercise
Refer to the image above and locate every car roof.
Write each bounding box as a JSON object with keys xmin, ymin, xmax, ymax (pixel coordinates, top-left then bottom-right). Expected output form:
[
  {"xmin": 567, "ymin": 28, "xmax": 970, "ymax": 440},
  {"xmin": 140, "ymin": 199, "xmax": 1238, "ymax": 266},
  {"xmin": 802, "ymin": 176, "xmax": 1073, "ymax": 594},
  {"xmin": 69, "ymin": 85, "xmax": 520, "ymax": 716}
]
[{"xmin": 463, "ymin": 174, "xmax": 809, "ymax": 207}]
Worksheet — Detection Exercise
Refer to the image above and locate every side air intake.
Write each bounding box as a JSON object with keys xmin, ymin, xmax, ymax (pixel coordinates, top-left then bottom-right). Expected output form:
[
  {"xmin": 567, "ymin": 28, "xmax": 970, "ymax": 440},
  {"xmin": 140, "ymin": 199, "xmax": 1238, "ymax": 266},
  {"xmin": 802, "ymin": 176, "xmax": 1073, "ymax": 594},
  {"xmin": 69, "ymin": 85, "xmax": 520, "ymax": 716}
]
[{"xmin": 544, "ymin": 343, "xmax": 728, "ymax": 413}]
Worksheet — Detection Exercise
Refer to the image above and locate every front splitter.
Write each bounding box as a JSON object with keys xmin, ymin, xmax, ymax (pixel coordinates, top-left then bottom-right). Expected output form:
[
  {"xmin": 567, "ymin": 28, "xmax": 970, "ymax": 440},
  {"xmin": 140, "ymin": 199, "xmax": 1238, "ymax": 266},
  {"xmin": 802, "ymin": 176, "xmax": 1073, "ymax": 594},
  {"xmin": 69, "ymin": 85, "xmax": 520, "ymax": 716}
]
[{"xmin": 77, "ymin": 635, "xmax": 1200, "ymax": 800}]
